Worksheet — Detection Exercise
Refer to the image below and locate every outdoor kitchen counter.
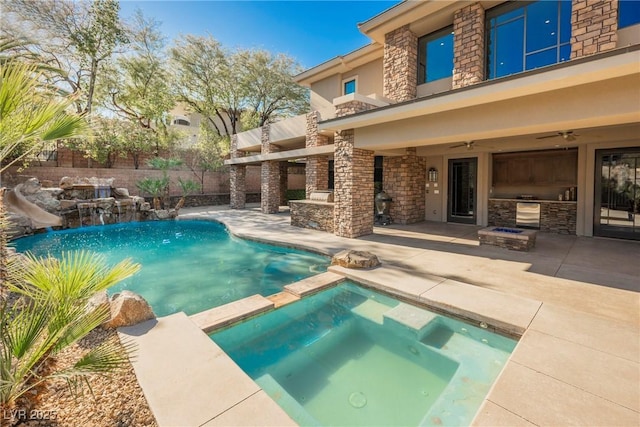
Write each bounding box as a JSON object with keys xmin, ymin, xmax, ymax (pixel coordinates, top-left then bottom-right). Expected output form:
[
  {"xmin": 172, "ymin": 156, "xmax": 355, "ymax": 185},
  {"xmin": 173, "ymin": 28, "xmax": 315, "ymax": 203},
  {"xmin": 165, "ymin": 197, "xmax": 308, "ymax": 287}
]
[
  {"xmin": 489, "ymin": 198, "xmax": 576, "ymax": 203},
  {"xmin": 488, "ymin": 199, "xmax": 577, "ymax": 235}
]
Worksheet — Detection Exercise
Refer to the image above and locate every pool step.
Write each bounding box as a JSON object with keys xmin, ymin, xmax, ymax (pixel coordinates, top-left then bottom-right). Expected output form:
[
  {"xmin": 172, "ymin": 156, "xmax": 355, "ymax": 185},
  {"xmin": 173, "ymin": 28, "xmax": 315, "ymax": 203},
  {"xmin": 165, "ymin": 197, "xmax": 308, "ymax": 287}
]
[
  {"xmin": 190, "ymin": 294, "xmax": 274, "ymax": 333},
  {"xmin": 350, "ymin": 299, "xmax": 392, "ymax": 324},
  {"xmin": 284, "ymin": 271, "xmax": 344, "ymax": 297},
  {"xmin": 383, "ymin": 303, "xmax": 439, "ymax": 339},
  {"xmin": 267, "ymin": 291, "xmax": 300, "ymax": 308}
]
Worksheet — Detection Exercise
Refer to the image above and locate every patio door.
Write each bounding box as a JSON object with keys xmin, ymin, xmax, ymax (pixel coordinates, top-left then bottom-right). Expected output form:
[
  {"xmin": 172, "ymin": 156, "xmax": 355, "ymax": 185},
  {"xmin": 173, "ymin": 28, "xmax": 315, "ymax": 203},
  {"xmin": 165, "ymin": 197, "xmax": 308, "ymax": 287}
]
[
  {"xmin": 594, "ymin": 148, "xmax": 640, "ymax": 240},
  {"xmin": 448, "ymin": 157, "xmax": 477, "ymax": 224}
]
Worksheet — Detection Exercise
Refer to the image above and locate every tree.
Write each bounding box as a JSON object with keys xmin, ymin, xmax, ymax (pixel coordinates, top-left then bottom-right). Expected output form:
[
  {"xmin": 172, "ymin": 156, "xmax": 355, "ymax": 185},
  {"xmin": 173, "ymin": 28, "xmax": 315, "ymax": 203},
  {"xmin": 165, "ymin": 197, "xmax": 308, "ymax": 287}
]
[
  {"xmin": 170, "ymin": 35, "xmax": 239, "ymax": 137},
  {"xmin": 0, "ymin": 61, "xmax": 91, "ymax": 173},
  {"xmin": 103, "ymin": 11, "xmax": 175, "ymax": 134},
  {"xmin": 0, "ymin": 251, "xmax": 140, "ymax": 408},
  {"xmin": 2, "ymin": 0, "xmax": 128, "ymax": 115},
  {"xmin": 237, "ymin": 49, "xmax": 308, "ymax": 127},
  {"xmin": 185, "ymin": 124, "xmax": 229, "ymax": 192},
  {"xmin": 76, "ymin": 117, "xmax": 126, "ymax": 168},
  {"xmin": 170, "ymin": 36, "xmax": 307, "ymax": 136}
]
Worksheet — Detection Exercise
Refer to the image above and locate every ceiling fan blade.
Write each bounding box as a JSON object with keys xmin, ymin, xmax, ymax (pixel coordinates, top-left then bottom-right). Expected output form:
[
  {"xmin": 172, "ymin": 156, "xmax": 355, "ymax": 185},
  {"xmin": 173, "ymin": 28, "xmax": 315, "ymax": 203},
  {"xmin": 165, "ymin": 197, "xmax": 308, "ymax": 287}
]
[
  {"xmin": 536, "ymin": 134, "xmax": 560, "ymax": 140},
  {"xmin": 448, "ymin": 143, "xmax": 466, "ymax": 149}
]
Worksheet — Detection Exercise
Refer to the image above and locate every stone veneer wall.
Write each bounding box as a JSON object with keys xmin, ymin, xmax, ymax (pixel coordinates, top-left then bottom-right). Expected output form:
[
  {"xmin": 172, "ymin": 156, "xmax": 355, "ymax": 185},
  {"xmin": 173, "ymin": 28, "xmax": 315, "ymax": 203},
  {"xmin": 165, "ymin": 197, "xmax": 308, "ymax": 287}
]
[
  {"xmin": 452, "ymin": 3, "xmax": 486, "ymax": 89},
  {"xmin": 571, "ymin": 0, "xmax": 618, "ymax": 58},
  {"xmin": 488, "ymin": 199, "xmax": 577, "ymax": 235},
  {"xmin": 290, "ymin": 200, "xmax": 334, "ymax": 233},
  {"xmin": 334, "ymin": 100, "xmax": 378, "ymax": 118},
  {"xmin": 383, "ymin": 148, "xmax": 426, "ymax": 224},
  {"xmin": 305, "ymin": 111, "xmax": 330, "ymax": 198},
  {"xmin": 540, "ymin": 202, "xmax": 577, "ymax": 234},
  {"xmin": 334, "ymin": 130, "xmax": 375, "ymax": 238},
  {"xmin": 229, "ymin": 165, "xmax": 246, "ymax": 209},
  {"xmin": 229, "ymin": 134, "xmax": 246, "ymax": 209},
  {"xmin": 260, "ymin": 124, "xmax": 281, "ymax": 214},
  {"xmin": 383, "ymin": 24, "xmax": 418, "ymax": 102}
]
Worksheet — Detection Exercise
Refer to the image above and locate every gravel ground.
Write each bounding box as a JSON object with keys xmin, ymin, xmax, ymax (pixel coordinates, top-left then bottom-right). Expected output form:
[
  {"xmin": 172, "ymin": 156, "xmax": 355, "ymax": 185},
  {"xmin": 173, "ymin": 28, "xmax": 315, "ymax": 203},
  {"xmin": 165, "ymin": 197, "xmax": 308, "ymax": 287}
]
[{"xmin": 7, "ymin": 328, "xmax": 157, "ymax": 427}]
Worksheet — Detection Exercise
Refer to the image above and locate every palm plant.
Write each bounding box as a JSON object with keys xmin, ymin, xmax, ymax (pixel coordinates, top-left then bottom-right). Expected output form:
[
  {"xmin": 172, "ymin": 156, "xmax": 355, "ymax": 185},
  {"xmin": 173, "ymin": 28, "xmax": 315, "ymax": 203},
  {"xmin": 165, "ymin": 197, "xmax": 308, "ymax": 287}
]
[
  {"xmin": 0, "ymin": 250, "xmax": 140, "ymax": 408},
  {"xmin": 175, "ymin": 177, "xmax": 201, "ymax": 211},
  {"xmin": 136, "ymin": 176, "xmax": 168, "ymax": 210},
  {"xmin": 0, "ymin": 61, "xmax": 92, "ymax": 173}
]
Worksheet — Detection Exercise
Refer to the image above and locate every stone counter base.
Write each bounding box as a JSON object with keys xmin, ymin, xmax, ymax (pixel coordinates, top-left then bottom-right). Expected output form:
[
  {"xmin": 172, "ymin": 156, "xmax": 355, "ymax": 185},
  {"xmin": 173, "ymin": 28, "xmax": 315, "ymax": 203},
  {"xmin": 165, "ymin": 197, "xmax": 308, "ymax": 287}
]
[
  {"xmin": 478, "ymin": 227, "xmax": 537, "ymax": 252},
  {"xmin": 289, "ymin": 200, "xmax": 334, "ymax": 233}
]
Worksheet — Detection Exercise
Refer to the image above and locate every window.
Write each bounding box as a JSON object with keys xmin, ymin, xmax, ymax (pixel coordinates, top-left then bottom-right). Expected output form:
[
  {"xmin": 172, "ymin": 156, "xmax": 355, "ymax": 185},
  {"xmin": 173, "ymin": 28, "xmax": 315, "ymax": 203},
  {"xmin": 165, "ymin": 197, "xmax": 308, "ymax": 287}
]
[
  {"xmin": 328, "ymin": 160, "xmax": 334, "ymax": 190},
  {"xmin": 619, "ymin": 0, "xmax": 640, "ymax": 28},
  {"xmin": 487, "ymin": 0, "xmax": 571, "ymax": 80},
  {"xmin": 418, "ymin": 26, "xmax": 454, "ymax": 84},
  {"xmin": 173, "ymin": 118, "xmax": 190, "ymax": 126},
  {"xmin": 343, "ymin": 77, "xmax": 356, "ymax": 95}
]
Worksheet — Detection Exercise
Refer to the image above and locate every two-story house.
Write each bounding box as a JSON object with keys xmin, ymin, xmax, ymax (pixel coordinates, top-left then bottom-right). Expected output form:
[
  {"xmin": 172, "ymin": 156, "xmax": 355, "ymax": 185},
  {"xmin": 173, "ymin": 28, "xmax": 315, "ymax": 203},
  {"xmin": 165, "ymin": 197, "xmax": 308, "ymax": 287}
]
[{"xmin": 226, "ymin": 0, "xmax": 640, "ymax": 241}]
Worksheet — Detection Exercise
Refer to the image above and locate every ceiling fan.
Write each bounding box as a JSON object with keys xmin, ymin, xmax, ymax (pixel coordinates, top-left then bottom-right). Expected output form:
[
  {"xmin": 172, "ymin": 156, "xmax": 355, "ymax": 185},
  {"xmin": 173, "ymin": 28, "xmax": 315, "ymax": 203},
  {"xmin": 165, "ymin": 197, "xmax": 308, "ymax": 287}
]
[
  {"xmin": 536, "ymin": 130, "xmax": 578, "ymax": 141},
  {"xmin": 449, "ymin": 141, "xmax": 475, "ymax": 150}
]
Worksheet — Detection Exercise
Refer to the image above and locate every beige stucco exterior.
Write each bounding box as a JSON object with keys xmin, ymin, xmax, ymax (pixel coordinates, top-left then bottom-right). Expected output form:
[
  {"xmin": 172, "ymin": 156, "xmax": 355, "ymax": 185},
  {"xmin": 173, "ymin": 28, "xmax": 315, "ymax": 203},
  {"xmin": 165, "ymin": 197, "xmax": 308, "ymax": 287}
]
[{"xmin": 228, "ymin": 0, "xmax": 640, "ymax": 240}]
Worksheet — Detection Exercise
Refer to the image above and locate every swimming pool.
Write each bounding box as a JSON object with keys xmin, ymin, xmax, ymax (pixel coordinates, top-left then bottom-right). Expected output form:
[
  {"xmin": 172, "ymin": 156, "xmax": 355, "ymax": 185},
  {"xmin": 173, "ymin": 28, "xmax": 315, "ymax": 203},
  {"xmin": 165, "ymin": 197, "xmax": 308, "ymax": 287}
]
[
  {"xmin": 211, "ymin": 282, "xmax": 517, "ymax": 427},
  {"xmin": 12, "ymin": 220, "xmax": 329, "ymax": 316}
]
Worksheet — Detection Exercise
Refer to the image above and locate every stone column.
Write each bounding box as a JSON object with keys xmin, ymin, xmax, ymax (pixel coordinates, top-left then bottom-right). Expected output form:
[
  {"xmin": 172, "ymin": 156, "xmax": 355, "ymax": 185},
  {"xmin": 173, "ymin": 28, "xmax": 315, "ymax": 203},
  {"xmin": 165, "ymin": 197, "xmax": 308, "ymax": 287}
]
[
  {"xmin": 305, "ymin": 111, "xmax": 330, "ymax": 197},
  {"xmin": 229, "ymin": 134, "xmax": 246, "ymax": 209},
  {"xmin": 383, "ymin": 24, "xmax": 418, "ymax": 103},
  {"xmin": 230, "ymin": 165, "xmax": 246, "ymax": 209},
  {"xmin": 570, "ymin": 0, "xmax": 618, "ymax": 59},
  {"xmin": 453, "ymin": 3, "xmax": 486, "ymax": 89},
  {"xmin": 260, "ymin": 124, "xmax": 280, "ymax": 214},
  {"xmin": 383, "ymin": 147, "xmax": 426, "ymax": 224},
  {"xmin": 334, "ymin": 129, "xmax": 375, "ymax": 238}
]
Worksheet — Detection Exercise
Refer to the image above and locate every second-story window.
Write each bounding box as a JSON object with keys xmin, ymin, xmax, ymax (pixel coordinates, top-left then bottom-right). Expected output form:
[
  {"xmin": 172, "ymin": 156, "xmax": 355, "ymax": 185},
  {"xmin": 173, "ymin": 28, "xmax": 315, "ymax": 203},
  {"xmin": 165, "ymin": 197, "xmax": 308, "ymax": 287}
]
[
  {"xmin": 173, "ymin": 118, "xmax": 190, "ymax": 126},
  {"xmin": 487, "ymin": 0, "xmax": 571, "ymax": 80},
  {"xmin": 619, "ymin": 0, "xmax": 640, "ymax": 28},
  {"xmin": 418, "ymin": 26, "xmax": 454, "ymax": 84},
  {"xmin": 343, "ymin": 78, "xmax": 356, "ymax": 95}
]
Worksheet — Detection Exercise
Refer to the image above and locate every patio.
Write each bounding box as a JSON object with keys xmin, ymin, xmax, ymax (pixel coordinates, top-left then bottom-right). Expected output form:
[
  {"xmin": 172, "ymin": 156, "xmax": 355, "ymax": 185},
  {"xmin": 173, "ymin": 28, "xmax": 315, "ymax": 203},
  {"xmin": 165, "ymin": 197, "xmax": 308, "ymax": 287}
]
[{"xmin": 123, "ymin": 204, "xmax": 639, "ymax": 426}]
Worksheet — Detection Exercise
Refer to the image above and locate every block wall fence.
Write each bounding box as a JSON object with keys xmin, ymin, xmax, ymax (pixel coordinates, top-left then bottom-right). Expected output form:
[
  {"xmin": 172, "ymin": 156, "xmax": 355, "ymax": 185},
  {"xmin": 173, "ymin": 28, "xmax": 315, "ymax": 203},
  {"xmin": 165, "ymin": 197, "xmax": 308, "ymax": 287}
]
[{"xmin": 1, "ymin": 165, "xmax": 305, "ymax": 197}]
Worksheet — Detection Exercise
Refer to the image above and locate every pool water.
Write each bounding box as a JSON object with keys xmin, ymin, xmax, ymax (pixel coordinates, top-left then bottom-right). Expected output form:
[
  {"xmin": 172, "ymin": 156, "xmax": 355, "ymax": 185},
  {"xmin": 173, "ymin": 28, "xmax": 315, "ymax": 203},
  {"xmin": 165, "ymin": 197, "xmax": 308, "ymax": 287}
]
[
  {"xmin": 212, "ymin": 282, "xmax": 517, "ymax": 427},
  {"xmin": 12, "ymin": 220, "xmax": 329, "ymax": 316}
]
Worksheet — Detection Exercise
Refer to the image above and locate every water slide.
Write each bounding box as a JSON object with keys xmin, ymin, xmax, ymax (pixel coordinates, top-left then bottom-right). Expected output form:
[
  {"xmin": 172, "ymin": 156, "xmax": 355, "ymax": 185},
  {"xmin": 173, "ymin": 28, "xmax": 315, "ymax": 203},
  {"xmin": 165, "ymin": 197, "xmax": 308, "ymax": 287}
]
[{"xmin": 4, "ymin": 184, "xmax": 62, "ymax": 228}]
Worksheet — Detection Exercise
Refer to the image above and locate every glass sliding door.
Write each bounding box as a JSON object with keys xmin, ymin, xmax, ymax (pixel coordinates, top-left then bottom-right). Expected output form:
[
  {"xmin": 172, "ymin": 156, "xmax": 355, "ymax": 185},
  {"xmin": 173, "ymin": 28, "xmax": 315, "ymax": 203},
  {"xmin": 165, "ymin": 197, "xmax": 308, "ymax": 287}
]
[
  {"xmin": 448, "ymin": 158, "xmax": 477, "ymax": 224},
  {"xmin": 594, "ymin": 148, "xmax": 640, "ymax": 240}
]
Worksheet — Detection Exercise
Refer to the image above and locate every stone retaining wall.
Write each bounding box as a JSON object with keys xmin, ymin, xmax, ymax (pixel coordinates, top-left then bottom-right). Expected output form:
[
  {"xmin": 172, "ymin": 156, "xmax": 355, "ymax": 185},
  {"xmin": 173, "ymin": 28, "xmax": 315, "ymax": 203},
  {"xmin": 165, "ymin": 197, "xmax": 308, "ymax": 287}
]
[{"xmin": 290, "ymin": 200, "xmax": 334, "ymax": 233}]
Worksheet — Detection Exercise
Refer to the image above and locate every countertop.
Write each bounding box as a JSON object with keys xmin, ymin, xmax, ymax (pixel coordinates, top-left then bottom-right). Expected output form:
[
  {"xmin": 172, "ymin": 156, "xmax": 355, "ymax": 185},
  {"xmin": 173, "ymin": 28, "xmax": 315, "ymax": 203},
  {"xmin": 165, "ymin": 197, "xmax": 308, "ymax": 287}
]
[{"xmin": 489, "ymin": 198, "xmax": 577, "ymax": 204}]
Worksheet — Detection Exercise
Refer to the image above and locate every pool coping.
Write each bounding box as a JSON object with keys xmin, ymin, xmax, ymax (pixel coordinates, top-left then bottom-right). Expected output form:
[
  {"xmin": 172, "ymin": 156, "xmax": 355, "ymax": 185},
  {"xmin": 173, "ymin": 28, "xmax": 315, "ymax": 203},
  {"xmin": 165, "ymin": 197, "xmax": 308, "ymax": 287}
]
[{"xmin": 120, "ymin": 212, "xmax": 640, "ymax": 426}]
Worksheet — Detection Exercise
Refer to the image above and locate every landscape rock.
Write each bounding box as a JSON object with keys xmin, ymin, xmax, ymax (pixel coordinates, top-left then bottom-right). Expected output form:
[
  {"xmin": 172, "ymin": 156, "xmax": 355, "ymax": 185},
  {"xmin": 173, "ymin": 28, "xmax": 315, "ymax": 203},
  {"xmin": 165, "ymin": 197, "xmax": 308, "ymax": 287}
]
[
  {"xmin": 112, "ymin": 187, "xmax": 130, "ymax": 198},
  {"xmin": 21, "ymin": 177, "xmax": 42, "ymax": 195},
  {"xmin": 86, "ymin": 290, "xmax": 110, "ymax": 316},
  {"xmin": 331, "ymin": 250, "xmax": 380, "ymax": 269},
  {"xmin": 59, "ymin": 176, "xmax": 76, "ymax": 189},
  {"xmin": 105, "ymin": 291, "xmax": 155, "ymax": 328}
]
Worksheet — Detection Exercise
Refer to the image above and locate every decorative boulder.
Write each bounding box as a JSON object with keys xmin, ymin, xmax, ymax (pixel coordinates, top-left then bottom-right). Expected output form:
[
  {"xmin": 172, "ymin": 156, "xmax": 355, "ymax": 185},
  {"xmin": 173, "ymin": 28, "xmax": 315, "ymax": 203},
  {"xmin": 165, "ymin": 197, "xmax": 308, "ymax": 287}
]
[
  {"xmin": 59, "ymin": 176, "xmax": 76, "ymax": 189},
  {"xmin": 331, "ymin": 250, "xmax": 380, "ymax": 269},
  {"xmin": 105, "ymin": 290, "xmax": 155, "ymax": 328},
  {"xmin": 112, "ymin": 187, "xmax": 130, "ymax": 198},
  {"xmin": 86, "ymin": 290, "xmax": 109, "ymax": 316},
  {"xmin": 21, "ymin": 178, "xmax": 42, "ymax": 195}
]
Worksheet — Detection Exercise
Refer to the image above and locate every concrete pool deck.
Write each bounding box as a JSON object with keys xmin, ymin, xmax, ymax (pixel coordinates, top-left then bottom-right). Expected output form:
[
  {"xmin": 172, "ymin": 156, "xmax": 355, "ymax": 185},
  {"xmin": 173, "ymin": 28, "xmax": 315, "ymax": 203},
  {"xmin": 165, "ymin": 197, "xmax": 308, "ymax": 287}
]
[{"xmin": 120, "ymin": 204, "xmax": 639, "ymax": 426}]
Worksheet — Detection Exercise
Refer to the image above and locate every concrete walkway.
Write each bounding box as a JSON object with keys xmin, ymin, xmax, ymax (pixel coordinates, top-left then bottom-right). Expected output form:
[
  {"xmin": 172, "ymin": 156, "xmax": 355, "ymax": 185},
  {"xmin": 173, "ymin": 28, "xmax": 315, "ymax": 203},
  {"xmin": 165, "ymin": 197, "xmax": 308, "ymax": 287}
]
[{"xmin": 123, "ymin": 204, "xmax": 639, "ymax": 426}]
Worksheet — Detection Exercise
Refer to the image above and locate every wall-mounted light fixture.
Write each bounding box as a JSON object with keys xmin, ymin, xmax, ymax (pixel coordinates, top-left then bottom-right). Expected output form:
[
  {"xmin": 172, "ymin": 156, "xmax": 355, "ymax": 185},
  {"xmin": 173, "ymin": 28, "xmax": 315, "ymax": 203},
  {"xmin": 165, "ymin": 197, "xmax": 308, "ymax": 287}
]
[{"xmin": 428, "ymin": 167, "xmax": 438, "ymax": 182}]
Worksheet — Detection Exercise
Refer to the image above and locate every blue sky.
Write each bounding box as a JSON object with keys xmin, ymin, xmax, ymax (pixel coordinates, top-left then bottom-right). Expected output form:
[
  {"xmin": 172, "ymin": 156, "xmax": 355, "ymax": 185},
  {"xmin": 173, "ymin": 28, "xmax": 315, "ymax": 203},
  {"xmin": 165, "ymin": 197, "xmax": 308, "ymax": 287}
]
[{"xmin": 119, "ymin": 1, "xmax": 399, "ymax": 69}]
